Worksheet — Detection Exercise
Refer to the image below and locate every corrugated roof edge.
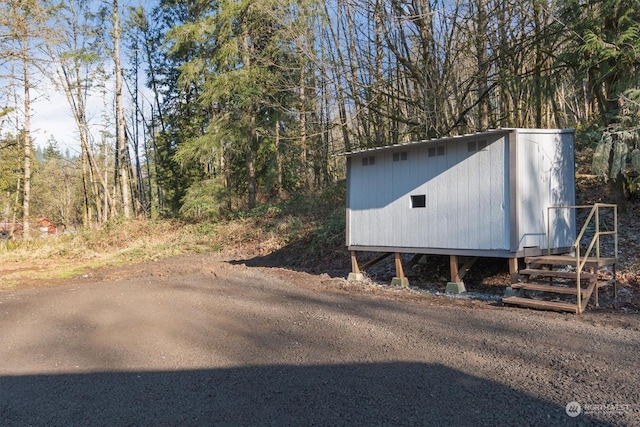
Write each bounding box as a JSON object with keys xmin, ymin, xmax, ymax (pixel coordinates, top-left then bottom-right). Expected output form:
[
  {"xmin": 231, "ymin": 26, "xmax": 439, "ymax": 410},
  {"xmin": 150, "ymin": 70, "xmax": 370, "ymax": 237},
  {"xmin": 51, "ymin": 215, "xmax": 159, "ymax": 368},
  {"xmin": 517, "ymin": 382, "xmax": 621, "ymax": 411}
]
[{"xmin": 337, "ymin": 128, "xmax": 574, "ymax": 157}]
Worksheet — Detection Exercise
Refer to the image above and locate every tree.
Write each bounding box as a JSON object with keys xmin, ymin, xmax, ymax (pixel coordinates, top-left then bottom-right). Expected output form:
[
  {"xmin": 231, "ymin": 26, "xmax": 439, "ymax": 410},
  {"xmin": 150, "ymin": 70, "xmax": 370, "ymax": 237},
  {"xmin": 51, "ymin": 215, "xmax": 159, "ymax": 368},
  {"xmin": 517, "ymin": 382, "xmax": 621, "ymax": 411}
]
[
  {"xmin": 123, "ymin": 7, "xmax": 151, "ymax": 217},
  {"xmin": 560, "ymin": 0, "xmax": 640, "ymax": 208},
  {"xmin": 112, "ymin": 0, "xmax": 131, "ymax": 218},
  {"xmin": 30, "ymin": 138, "xmax": 82, "ymax": 228},
  {"xmin": 0, "ymin": 0, "xmax": 49, "ymax": 239},
  {"xmin": 168, "ymin": 0, "xmax": 313, "ymax": 210},
  {"xmin": 140, "ymin": 0, "xmax": 214, "ymax": 215},
  {"xmin": 561, "ymin": 0, "xmax": 640, "ymax": 124},
  {"xmin": 43, "ymin": 0, "xmax": 114, "ymax": 226},
  {"xmin": 593, "ymin": 90, "xmax": 640, "ymax": 201},
  {"xmin": 0, "ymin": 133, "xmax": 24, "ymax": 232}
]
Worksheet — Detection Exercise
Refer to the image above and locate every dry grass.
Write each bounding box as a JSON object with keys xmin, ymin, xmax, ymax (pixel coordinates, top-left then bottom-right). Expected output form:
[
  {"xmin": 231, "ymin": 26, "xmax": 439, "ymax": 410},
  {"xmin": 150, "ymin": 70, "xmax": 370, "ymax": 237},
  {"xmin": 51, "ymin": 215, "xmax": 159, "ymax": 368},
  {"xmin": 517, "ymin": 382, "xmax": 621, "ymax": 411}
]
[
  {"xmin": 0, "ymin": 207, "xmax": 321, "ymax": 287},
  {"xmin": 0, "ymin": 220, "xmax": 193, "ymax": 286},
  {"xmin": 0, "ymin": 220, "xmax": 182, "ymax": 262}
]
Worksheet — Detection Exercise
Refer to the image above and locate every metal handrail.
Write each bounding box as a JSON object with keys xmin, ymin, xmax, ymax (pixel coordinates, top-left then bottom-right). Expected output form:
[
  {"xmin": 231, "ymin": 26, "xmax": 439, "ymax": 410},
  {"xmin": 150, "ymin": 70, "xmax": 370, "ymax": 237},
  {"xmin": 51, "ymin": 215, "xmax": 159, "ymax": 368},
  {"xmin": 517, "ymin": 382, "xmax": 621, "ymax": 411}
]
[{"xmin": 547, "ymin": 203, "xmax": 618, "ymax": 311}]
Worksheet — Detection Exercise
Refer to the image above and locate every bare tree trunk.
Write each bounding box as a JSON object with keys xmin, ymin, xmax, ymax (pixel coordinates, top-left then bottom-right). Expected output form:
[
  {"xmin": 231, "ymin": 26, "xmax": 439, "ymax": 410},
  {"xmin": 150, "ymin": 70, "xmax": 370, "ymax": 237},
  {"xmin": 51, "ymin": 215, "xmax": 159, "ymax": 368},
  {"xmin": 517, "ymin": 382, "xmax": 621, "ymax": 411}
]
[
  {"xmin": 374, "ymin": 0, "xmax": 385, "ymax": 145},
  {"xmin": 533, "ymin": 0, "xmax": 543, "ymax": 128},
  {"xmin": 321, "ymin": 6, "xmax": 351, "ymax": 152},
  {"xmin": 78, "ymin": 97, "xmax": 107, "ymax": 224},
  {"xmin": 220, "ymin": 140, "xmax": 231, "ymax": 212},
  {"xmin": 136, "ymin": 7, "xmax": 165, "ymax": 212},
  {"xmin": 114, "ymin": 0, "xmax": 131, "ymax": 218},
  {"xmin": 242, "ymin": 15, "xmax": 257, "ymax": 209},
  {"xmin": 298, "ymin": 48, "xmax": 308, "ymax": 189},
  {"xmin": 11, "ymin": 178, "xmax": 20, "ymax": 238},
  {"xmin": 80, "ymin": 150, "xmax": 90, "ymax": 226},
  {"xmin": 475, "ymin": 0, "xmax": 490, "ymax": 131},
  {"xmin": 142, "ymin": 111, "xmax": 153, "ymax": 216},
  {"xmin": 130, "ymin": 43, "xmax": 144, "ymax": 216},
  {"xmin": 21, "ymin": 34, "xmax": 31, "ymax": 240},
  {"xmin": 246, "ymin": 137, "xmax": 257, "ymax": 209},
  {"xmin": 43, "ymin": 1, "xmax": 112, "ymax": 226},
  {"xmin": 276, "ymin": 121, "xmax": 284, "ymax": 198}
]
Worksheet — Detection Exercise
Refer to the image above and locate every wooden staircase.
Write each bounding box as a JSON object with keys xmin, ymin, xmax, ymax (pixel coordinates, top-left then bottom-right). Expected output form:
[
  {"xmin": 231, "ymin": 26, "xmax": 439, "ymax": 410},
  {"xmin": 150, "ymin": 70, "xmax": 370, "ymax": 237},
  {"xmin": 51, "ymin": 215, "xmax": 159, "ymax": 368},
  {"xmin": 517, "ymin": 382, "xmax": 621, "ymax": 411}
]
[
  {"xmin": 502, "ymin": 203, "xmax": 618, "ymax": 314},
  {"xmin": 503, "ymin": 255, "xmax": 615, "ymax": 313}
]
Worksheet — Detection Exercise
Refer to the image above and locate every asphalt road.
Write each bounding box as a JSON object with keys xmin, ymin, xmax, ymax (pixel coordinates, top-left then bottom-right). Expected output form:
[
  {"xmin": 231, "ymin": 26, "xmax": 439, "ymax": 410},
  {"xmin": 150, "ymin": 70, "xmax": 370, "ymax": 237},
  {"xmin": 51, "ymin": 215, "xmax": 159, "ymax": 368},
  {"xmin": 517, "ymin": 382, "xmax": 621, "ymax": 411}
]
[{"xmin": 1, "ymin": 255, "xmax": 639, "ymax": 426}]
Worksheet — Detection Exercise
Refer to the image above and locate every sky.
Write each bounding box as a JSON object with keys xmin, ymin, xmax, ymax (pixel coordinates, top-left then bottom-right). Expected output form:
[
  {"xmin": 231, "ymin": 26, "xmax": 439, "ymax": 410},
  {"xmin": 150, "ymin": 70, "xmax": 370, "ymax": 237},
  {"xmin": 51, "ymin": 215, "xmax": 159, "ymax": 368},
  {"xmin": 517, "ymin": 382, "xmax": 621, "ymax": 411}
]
[
  {"xmin": 29, "ymin": 74, "xmax": 125, "ymax": 157},
  {"xmin": 2, "ymin": 0, "xmax": 158, "ymax": 155},
  {"xmin": 30, "ymin": 84, "xmax": 92, "ymax": 156}
]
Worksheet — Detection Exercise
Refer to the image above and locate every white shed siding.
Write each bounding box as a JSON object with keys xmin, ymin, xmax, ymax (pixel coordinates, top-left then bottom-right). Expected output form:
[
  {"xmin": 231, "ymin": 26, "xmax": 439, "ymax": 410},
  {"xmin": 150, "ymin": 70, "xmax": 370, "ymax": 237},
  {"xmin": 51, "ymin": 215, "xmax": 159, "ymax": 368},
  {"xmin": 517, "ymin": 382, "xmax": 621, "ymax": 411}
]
[
  {"xmin": 517, "ymin": 133, "xmax": 548, "ymax": 249},
  {"xmin": 433, "ymin": 146, "xmax": 449, "ymax": 245},
  {"xmin": 491, "ymin": 139, "xmax": 510, "ymax": 249},
  {"xmin": 515, "ymin": 129, "xmax": 575, "ymax": 251},
  {"xmin": 349, "ymin": 134, "xmax": 510, "ymax": 250},
  {"xmin": 552, "ymin": 133, "xmax": 577, "ymax": 248},
  {"xmin": 451, "ymin": 142, "xmax": 469, "ymax": 248},
  {"xmin": 346, "ymin": 128, "xmax": 575, "ymax": 256}
]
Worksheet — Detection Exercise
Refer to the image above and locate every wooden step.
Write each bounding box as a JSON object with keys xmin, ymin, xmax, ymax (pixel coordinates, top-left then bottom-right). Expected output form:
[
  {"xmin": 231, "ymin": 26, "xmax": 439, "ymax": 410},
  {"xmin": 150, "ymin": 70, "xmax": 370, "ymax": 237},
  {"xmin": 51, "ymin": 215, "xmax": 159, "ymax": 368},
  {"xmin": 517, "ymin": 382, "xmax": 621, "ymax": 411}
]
[
  {"xmin": 502, "ymin": 296, "xmax": 579, "ymax": 313},
  {"xmin": 511, "ymin": 282, "xmax": 587, "ymax": 296},
  {"xmin": 525, "ymin": 255, "xmax": 616, "ymax": 268},
  {"xmin": 519, "ymin": 268, "xmax": 596, "ymax": 282}
]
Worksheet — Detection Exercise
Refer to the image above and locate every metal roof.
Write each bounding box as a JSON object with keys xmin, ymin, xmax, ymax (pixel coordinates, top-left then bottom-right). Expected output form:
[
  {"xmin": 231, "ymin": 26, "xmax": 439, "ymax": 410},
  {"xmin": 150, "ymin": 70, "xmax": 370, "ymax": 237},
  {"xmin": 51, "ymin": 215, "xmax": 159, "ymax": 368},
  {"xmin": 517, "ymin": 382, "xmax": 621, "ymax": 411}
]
[{"xmin": 339, "ymin": 128, "xmax": 573, "ymax": 157}]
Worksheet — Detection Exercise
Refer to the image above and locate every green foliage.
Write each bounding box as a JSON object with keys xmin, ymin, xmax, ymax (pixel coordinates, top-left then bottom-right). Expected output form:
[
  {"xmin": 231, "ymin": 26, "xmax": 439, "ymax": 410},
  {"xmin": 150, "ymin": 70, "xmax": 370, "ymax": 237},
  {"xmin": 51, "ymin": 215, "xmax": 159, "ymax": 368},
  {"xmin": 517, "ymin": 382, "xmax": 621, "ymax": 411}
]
[
  {"xmin": 0, "ymin": 107, "xmax": 14, "ymax": 118},
  {"xmin": 0, "ymin": 133, "xmax": 22, "ymax": 195},
  {"xmin": 308, "ymin": 207, "xmax": 345, "ymax": 253},
  {"xmin": 178, "ymin": 178, "xmax": 229, "ymax": 222},
  {"xmin": 30, "ymin": 149, "xmax": 82, "ymax": 227},
  {"xmin": 559, "ymin": 0, "xmax": 640, "ymax": 200},
  {"xmin": 134, "ymin": 2, "xmax": 216, "ymax": 216},
  {"xmin": 560, "ymin": 0, "xmax": 640, "ymax": 123},
  {"xmin": 157, "ymin": 0, "xmax": 321, "ymax": 212},
  {"xmin": 575, "ymin": 122, "xmax": 604, "ymax": 151},
  {"xmin": 224, "ymin": 180, "xmax": 346, "ymax": 259},
  {"xmin": 592, "ymin": 90, "xmax": 640, "ymax": 196},
  {"xmin": 318, "ymin": 179, "xmax": 346, "ymax": 206}
]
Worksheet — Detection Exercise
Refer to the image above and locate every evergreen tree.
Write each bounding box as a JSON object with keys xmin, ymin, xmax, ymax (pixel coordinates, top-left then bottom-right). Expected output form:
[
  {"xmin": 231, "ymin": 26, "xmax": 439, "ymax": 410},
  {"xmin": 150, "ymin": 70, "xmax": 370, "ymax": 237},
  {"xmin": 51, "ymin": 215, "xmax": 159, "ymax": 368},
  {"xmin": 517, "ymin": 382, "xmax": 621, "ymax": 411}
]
[
  {"xmin": 167, "ymin": 0, "xmax": 312, "ymax": 211},
  {"xmin": 141, "ymin": 0, "xmax": 214, "ymax": 215},
  {"xmin": 560, "ymin": 0, "xmax": 640, "ymax": 124},
  {"xmin": 31, "ymin": 138, "xmax": 82, "ymax": 228},
  {"xmin": 0, "ymin": 133, "xmax": 24, "ymax": 226},
  {"xmin": 560, "ymin": 0, "xmax": 640, "ymax": 208}
]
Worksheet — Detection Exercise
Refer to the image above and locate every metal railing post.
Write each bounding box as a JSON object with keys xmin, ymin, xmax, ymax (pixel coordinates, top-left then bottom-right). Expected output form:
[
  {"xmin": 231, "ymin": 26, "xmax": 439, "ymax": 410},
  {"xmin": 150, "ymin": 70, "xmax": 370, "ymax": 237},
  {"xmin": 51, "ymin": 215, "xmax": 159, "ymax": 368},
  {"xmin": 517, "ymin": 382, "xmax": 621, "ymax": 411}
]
[
  {"xmin": 595, "ymin": 205, "xmax": 600, "ymax": 262},
  {"xmin": 545, "ymin": 203, "xmax": 619, "ymax": 313},
  {"xmin": 576, "ymin": 234, "xmax": 581, "ymax": 311},
  {"xmin": 547, "ymin": 207, "xmax": 551, "ymax": 256}
]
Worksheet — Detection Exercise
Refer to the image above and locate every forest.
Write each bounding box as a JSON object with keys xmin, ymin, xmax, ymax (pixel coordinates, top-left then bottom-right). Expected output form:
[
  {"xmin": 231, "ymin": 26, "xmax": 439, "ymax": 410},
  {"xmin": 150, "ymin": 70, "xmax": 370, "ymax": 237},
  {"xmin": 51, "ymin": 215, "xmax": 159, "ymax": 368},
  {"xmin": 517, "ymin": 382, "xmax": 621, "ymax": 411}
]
[{"xmin": 1, "ymin": 0, "xmax": 639, "ymax": 238}]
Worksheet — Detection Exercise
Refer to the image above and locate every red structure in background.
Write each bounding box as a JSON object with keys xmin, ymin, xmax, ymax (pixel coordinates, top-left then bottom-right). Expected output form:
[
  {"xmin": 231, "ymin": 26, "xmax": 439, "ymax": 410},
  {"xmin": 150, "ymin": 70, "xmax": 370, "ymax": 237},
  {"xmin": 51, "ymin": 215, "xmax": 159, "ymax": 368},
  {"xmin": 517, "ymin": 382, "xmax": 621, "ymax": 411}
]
[
  {"xmin": 0, "ymin": 218, "xmax": 59, "ymax": 239},
  {"xmin": 37, "ymin": 218, "xmax": 58, "ymax": 236}
]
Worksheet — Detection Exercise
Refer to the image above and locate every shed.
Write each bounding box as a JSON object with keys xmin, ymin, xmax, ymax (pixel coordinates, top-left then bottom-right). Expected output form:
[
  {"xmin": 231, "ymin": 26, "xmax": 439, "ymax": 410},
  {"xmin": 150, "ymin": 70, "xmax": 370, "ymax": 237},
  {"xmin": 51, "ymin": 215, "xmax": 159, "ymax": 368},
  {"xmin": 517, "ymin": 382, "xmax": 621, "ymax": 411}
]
[{"xmin": 344, "ymin": 128, "xmax": 576, "ymax": 287}]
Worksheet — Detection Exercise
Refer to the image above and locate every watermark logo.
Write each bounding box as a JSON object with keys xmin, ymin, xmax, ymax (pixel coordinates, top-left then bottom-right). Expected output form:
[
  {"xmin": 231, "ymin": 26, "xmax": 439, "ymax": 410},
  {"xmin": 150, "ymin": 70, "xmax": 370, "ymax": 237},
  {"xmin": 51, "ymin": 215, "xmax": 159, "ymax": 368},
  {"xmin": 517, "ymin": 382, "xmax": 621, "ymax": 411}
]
[
  {"xmin": 566, "ymin": 401, "xmax": 631, "ymax": 417},
  {"xmin": 566, "ymin": 401, "xmax": 582, "ymax": 418}
]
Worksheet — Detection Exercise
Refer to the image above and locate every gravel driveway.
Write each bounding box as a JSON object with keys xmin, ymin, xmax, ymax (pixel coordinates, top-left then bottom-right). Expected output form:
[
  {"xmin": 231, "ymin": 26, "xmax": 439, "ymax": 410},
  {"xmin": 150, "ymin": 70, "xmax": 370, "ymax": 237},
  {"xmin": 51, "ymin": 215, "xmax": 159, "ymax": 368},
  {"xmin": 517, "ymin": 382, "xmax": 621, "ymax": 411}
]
[{"xmin": 1, "ymin": 254, "xmax": 638, "ymax": 426}]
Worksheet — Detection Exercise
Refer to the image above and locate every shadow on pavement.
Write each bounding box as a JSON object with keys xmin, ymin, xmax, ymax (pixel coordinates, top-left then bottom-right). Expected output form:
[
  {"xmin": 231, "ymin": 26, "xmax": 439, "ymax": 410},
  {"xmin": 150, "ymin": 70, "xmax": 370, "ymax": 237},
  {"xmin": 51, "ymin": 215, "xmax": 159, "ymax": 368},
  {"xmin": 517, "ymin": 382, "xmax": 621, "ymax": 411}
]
[
  {"xmin": 1, "ymin": 362, "xmax": 599, "ymax": 426},
  {"xmin": 229, "ymin": 250, "xmax": 351, "ymax": 279}
]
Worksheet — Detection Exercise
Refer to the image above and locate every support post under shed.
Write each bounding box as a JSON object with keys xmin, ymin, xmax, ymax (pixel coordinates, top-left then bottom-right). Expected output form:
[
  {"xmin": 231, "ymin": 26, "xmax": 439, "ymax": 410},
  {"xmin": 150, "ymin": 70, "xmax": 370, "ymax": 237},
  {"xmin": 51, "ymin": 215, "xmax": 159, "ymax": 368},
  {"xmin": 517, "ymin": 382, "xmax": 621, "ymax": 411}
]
[
  {"xmin": 508, "ymin": 258, "xmax": 519, "ymax": 284},
  {"xmin": 391, "ymin": 252, "xmax": 409, "ymax": 287},
  {"xmin": 447, "ymin": 255, "xmax": 475, "ymax": 294},
  {"xmin": 348, "ymin": 251, "xmax": 364, "ymax": 281}
]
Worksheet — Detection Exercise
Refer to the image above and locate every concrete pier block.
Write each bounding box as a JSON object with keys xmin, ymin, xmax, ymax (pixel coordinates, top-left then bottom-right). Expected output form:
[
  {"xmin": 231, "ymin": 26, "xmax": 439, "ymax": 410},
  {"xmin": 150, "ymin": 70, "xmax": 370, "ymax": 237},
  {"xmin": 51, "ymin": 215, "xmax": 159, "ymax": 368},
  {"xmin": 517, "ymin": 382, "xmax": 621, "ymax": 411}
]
[
  {"xmin": 503, "ymin": 286, "xmax": 517, "ymax": 298},
  {"xmin": 347, "ymin": 272, "xmax": 364, "ymax": 281},
  {"xmin": 391, "ymin": 277, "xmax": 410, "ymax": 287},
  {"xmin": 446, "ymin": 281, "xmax": 466, "ymax": 294}
]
